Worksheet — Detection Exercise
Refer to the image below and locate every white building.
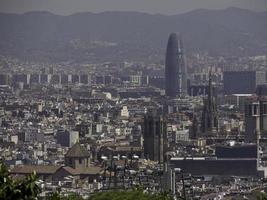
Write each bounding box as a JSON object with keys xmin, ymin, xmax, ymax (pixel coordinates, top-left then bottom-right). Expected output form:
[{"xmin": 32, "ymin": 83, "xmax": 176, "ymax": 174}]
[{"xmin": 120, "ymin": 106, "xmax": 129, "ymax": 118}]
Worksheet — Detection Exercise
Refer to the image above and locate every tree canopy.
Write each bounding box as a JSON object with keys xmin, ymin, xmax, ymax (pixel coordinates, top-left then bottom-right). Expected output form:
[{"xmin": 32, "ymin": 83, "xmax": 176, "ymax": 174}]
[
  {"xmin": 0, "ymin": 163, "xmax": 40, "ymax": 200},
  {"xmin": 258, "ymin": 192, "xmax": 267, "ymax": 200}
]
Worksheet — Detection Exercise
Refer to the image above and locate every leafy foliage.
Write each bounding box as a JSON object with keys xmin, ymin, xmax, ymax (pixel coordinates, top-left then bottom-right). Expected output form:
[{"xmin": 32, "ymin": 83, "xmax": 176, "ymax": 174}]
[
  {"xmin": 258, "ymin": 192, "xmax": 267, "ymax": 200},
  {"xmin": 0, "ymin": 162, "xmax": 41, "ymax": 200}
]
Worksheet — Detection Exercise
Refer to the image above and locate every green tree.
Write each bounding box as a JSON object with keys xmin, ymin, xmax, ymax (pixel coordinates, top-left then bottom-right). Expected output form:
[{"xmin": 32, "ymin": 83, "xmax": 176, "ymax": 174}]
[
  {"xmin": 49, "ymin": 192, "xmax": 61, "ymax": 200},
  {"xmin": 258, "ymin": 192, "xmax": 267, "ymax": 200},
  {"xmin": 0, "ymin": 163, "xmax": 41, "ymax": 200}
]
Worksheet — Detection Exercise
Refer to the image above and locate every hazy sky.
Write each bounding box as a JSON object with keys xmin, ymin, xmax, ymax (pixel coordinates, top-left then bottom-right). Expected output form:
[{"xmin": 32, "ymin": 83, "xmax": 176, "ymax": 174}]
[{"xmin": 0, "ymin": 0, "xmax": 267, "ymax": 15}]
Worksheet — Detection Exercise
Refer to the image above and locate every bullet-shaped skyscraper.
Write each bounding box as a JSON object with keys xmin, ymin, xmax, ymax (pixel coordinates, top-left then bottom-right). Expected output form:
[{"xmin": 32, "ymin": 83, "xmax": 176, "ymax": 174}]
[{"xmin": 165, "ymin": 33, "xmax": 187, "ymax": 97}]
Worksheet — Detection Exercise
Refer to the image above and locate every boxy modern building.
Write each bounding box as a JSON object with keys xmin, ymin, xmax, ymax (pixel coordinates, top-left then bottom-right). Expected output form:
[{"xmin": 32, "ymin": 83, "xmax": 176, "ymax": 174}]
[{"xmin": 224, "ymin": 71, "xmax": 266, "ymax": 95}]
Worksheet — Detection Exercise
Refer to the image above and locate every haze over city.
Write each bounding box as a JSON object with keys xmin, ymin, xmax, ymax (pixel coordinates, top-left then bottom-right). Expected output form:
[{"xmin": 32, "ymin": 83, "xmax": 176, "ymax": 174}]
[
  {"xmin": 0, "ymin": 0, "xmax": 267, "ymax": 200},
  {"xmin": 1, "ymin": 0, "xmax": 267, "ymax": 15}
]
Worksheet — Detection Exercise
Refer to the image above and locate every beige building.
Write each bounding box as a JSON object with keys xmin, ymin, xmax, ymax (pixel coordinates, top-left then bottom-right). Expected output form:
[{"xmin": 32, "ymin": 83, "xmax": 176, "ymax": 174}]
[{"xmin": 11, "ymin": 143, "xmax": 102, "ymax": 185}]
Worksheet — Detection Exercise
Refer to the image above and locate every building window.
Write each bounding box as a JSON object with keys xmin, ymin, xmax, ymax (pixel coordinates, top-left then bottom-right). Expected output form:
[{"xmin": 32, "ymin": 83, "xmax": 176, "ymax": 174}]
[
  {"xmin": 253, "ymin": 104, "xmax": 259, "ymax": 116},
  {"xmin": 248, "ymin": 105, "xmax": 252, "ymax": 116},
  {"xmin": 79, "ymin": 158, "xmax": 82, "ymax": 164},
  {"xmin": 263, "ymin": 103, "xmax": 267, "ymax": 115}
]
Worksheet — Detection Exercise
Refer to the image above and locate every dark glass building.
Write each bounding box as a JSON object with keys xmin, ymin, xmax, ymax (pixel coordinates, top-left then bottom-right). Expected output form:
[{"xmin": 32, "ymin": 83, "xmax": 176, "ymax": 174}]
[
  {"xmin": 223, "ymin": 71, "xmax": 266, "ymax": 95},
  {"xmin": 40, "ymin": 74, "xmax": 48, "ymax": 84},
  {"xmin": 13, "ymin": 74, "xmax": 28, "ymax": 84},
  {"xmin": 50, "ymin": 74, "xmax": 60, "ymax": 84},
  {"xmin": 71, "ymin": 74, "xmax": 79, "ymax": 84},
  {"xmin": 165, "ymin": 33, "xmax": 187, "ymax": 97},
  {"xmin": 80, "ymin": 74, "xmax": 89, "ymax": 85},
  {"xmin": 60, "ymin": 74, "xmax": 69, "ymax": 85},
  {"xmin": 0, "ymin": 74, "xmax": 10, "ymax": 85}
]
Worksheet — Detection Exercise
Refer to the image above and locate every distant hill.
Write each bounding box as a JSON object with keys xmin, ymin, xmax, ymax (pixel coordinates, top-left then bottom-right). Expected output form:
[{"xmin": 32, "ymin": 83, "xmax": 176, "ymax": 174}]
[{"xmin": 0, "ymin": 7, "xmax": 266, "ymax": 62}]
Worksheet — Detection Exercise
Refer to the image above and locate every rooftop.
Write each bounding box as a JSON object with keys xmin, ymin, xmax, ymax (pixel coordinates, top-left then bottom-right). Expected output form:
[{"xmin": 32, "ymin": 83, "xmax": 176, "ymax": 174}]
[{"xmin": 65, "ymin": 143, "xmax": 90, "ymax": 158}]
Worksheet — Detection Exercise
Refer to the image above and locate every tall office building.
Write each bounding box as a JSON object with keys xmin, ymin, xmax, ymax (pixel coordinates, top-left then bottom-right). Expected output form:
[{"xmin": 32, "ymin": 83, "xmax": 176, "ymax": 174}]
[
  {"xmin": 50, "ymin": 74, "xmax": 60, "ymax": 84},
  {"xmin": 244, "ymin": 85, "xmax": 267, "ymax": 172},
  {"xmin": 143, "ymin": 112, "xmax": 167, "ymax": 163},
  {"xmin": 224, "ymin": 71, "xmax": 266, "ymax": 95},
  {"xmin": 0, "ymin": 74, "xmax": 10, "ymax": 85},
  {"xmin": 60, "ymin": 74, "xmax": 69, "ymax": 85},
  {"xmin": 165, "ymin": 33, "xmax": 187, "ymax": 97},
  {"xmin": 245, "ymin": 86, "xmax": 267, "ymax": 142},
  {"xmin": 40, "ymin": 74, "xmax": 48, "ymax": 84},
  {"xmin": 71, "ymin": 74, "xmax": 79, "ymax": 84},
  {"xmin": 56, "ymin": 128, "xmax": 79, "ymax": 147},
  {"xmin": 201, "ymin": 70, "xmax": 219, "ymax": 134},
  {"xmin": 12, "ymin": 74, "xmax": 28, "ymax": 85},
  {"xmin": 80, "ymin": 74, "xmax": 89, "ymax": 85}
]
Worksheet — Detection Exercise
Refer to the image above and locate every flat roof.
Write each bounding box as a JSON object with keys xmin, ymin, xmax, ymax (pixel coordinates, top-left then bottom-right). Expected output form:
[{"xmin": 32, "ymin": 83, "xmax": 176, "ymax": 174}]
[
  {"xmin": 232, "ymin": 94, "xmax": 253, "ymax": 97},
  {"xmin": 170, "ymin": 157, "xmax": 256, "ymax": 161}
]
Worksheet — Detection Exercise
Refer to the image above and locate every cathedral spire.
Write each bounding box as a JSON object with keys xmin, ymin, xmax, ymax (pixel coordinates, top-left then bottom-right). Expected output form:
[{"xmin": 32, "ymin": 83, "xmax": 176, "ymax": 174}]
[
  {"xmin": 208, "ymin": 68, "xmax": 213, "ymax": 105},
  {"xmin": 201, "ymin": 68, "xmax": 219, "ymax": 135}
]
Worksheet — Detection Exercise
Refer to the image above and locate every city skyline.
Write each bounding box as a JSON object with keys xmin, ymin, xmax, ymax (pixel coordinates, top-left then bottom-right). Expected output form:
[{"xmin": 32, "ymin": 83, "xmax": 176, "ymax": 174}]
[{"xmin": 1, "ymin": 0, "xmax": 267, "ymax": 199}]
